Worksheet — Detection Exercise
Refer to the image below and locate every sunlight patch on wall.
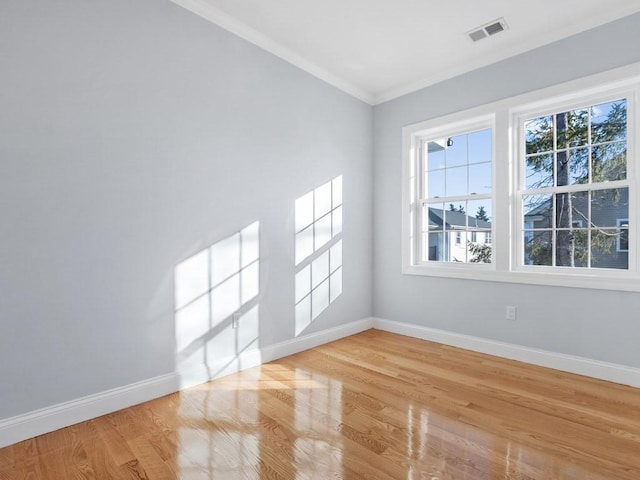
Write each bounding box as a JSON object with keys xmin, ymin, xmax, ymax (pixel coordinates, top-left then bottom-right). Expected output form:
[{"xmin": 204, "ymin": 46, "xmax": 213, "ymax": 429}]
[
  {"xmin": 174, "ymin": 222, "xmax": 260, "ymax": 378},
  {"xmin": 294, "ymin": 176, "xmax": 343, "ymax": 336},
  {"xmin": 295, "ymin": 176, "xmax": 342, "ymax": 265}
]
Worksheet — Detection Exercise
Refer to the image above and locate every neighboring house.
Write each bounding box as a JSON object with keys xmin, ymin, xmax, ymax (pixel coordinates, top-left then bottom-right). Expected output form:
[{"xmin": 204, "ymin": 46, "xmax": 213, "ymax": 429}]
[
  {"xmin": 524, "ymin": 189, "xmax": 629, "ymax": 269},
  {"xmin": 428, "ymin": 208, "xmax": 492, "ymax": 262}
]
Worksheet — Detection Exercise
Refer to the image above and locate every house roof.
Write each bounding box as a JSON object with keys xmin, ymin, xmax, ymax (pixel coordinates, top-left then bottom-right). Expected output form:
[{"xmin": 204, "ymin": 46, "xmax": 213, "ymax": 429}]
[{"xmin": 428, "ymin": 208, "xmax": 491, "ymax": 229}]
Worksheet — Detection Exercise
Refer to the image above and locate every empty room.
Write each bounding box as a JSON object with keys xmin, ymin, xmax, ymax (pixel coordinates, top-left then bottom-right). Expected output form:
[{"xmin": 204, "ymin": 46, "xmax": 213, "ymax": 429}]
[{"xmin": 2, "ymin": 0, "xmax": 640, "ymax": 478}]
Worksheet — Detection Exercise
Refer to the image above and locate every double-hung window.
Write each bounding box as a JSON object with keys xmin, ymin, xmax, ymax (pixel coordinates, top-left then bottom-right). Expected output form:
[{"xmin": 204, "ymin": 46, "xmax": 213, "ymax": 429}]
[
  {"xmin": 517, "ymin": 97, "xmax": 630, "ymax": 270},
  {"xmin": 408, "ymin": 117, "xmax": 494, "ymax": 267},
  {"xmin": 403, "ymin": 64, "xmax": 640, "ymax": 291}
]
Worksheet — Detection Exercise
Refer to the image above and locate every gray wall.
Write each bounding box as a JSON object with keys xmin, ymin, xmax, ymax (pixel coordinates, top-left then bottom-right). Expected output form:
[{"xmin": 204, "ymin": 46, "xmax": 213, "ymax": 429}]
[
  {"xmin": 372, "ymin": 14, "xmax": 640, "ymax": 368},
  {"xmin": 0, "ymin": 0, "xmax": 372, "ymax": 419}
]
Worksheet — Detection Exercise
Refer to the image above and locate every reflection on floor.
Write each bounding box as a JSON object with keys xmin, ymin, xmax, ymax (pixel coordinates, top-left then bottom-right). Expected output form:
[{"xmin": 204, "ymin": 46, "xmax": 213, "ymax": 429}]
[{"xmin": 2, "ymin": 330, "xmax": 640, "ymax": 479}]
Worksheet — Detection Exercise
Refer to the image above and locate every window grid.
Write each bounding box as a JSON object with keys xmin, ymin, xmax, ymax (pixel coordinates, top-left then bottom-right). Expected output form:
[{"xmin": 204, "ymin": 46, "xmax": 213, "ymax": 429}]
[
  {"xmin": 519, "ymin": 97, "xmax": 630, "ymax": 270},
  {"xmin": 402, "ymin": 66, "xmax": 640, "ymax": 290},
  {"xmin": 416, "ymin": 123, "xmax": 494, "ymax": 265}
]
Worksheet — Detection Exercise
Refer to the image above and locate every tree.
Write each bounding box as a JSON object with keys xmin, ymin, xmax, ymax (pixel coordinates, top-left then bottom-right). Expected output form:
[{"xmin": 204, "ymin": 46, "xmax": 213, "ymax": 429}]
[
  {"xmin": 475, "ymin": 206, "xmax": 489, "ymax": 221},
  {"xmin": 524, "ymin": 100, "xmax": 627, "ymax": 267},
  {"xmin": 449, "ymin": 203, "xmax": 465, "ymax": 213},
  {"xmin": 468, "ymin": 241, "xmax": 491, "ymax": 263}
]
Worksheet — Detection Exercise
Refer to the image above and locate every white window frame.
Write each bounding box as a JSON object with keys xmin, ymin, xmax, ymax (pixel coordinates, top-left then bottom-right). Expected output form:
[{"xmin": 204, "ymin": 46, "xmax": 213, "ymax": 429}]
[
  {"xmin": 404, "ymin": 114, "xmax": 496, "ymax": 276},
  {"xmin": 402, "ymin": 62, "xmax": 640, "ymax": 292},
  {"xmin": 513, "ymin": 90, "xmax": 634, "ymax": 273}
]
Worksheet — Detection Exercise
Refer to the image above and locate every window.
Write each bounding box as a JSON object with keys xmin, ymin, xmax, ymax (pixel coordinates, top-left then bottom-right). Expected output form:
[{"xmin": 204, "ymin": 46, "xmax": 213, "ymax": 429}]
[
  {"xmin": 411, "ymin": 118, "xmax": 494, "ymax": 266},
  {"xmin": 519, "ymin": 98, "xmax": 629, "ymax": 270},
  {"xmin": 402, "ymin": 64, "xmax": 640, "ymax": 291}
]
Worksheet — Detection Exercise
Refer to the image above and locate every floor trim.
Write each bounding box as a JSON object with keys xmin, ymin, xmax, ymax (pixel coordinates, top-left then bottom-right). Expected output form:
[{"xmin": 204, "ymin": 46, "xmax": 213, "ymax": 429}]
[
  {"xmin": 0, "ymin": 373, "xmax": 180, "ymax": 449},
  {"xmin": 0, "ymin": 317, "xmax": 374, "ymax": 449},
  {"xmin": 372, "ymin": 317, "xmax": 640, "ymax": 388},
  {"xmin": 178, "ymin": 317, "xmax": 375, "ymax": 389}
]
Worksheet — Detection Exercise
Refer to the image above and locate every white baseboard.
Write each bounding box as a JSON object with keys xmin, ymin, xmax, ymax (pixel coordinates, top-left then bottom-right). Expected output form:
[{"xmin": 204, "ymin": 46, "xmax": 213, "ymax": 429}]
[
  {"xmin": 373, "ymin": 317, "xmax": 640, "ymax": 389},
  {"xmin": 179, "ymin": 317, "xmax": 374, "ymax": 389},
  {"xmin": 0, "ymin": 373, "xmax": 180, "ymax": 449},
  {"xmin": 0, "ymin": 317, "xmax": 374, "ymax": 449}
]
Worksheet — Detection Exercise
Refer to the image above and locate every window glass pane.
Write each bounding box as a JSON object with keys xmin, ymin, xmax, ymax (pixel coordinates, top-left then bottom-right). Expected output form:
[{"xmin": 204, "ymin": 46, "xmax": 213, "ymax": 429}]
[
  {"xmin": 574, "ymin": 230, "xmax": 589, "ymax": 268},
  {"xmin": 591, "ymin": 188, "xmax": 628, "ymax": 228},
  {"xmin": 445, "ymin": 165, "xmax": 467, "ymax": 197},
  {"xmin": 591, "ymin": 99, "xmax": 626, "ymax": 144},
  {"xmin": 524, "ymin": 230, "xmax": 552, "ymax": 266},
  {"xmin": 555, "ymin": 229, "xmax": 575, "ymax": 267},
  {"xmin": 525, "ymin": 116, "xmax": 553, "ymax": 154},
  {"xmin": 523, "ymin": 194, "xmax": 552, "ymax": 229},
  {"xmin": 525, "ymin": 153, "xmax": 553, "ymax": 189},
  {"xmin": 467, "ymin": 199, "xmax": 492, "ymax": 227},
  {"xmin": 468, "ymin": 162, "xmax": 491, "ymax": 194},
  {"xmin": 445, "ymin": 134, "xmax": 468, "ymax": 167},
  {"xmin": 555, "ymin": 191, "xmax": 588, "ymax": 229},
  {"xmin": 426, "ymin": 204, "xmax": 445, "ymax": 231},
  {"xmin": 572, "ymin": 191, "xmax": 589, "ymax": 228},
  {"xmin": 591, "ymin": 229, "xmax": 627, "ymax": 269},
  {"xmin": 427, "ymin": 232, "xmax": 444, "ymax": 261},
  {"xmin": 567, "ymin": 148, "xmax": 589, "ymax": 185},
  {"xmin": 592, "ymin": 142, "xmax": 626, "ymax": 182},
  {"xmin": 427, "ymin": 169, "xmax": 445, "ymax": 198},
  {"xmin": 449, "ymin": 230, "xmax": 468, "ymax": 263},
  {"xmin": 557, "ymin": 109, "xmax": 588, "ymax": 148},
  {"xmin": 555, "ymin": 150, "xmax": 572, "ymax": 187},
  {"xmin": 427, "ymin": 147, "xmax": 446, "ymax": 170},
  {"xmin": 468, "ymin": 129, "xmax": 492, "ymax": 164},
  {"xmin": 469, "ymin": 230, "xmax": 492, "ymax": 263}
]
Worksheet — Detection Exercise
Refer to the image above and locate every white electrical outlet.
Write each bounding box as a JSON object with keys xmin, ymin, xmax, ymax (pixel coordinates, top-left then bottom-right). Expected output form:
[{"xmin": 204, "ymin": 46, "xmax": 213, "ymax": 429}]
[{"xmin": 506, "ymin": 306, "xmax": 517, "ymax": 321}]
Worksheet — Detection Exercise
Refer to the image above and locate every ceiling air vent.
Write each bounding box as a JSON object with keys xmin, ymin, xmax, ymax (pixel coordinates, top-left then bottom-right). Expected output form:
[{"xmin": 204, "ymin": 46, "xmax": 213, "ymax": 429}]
[{"xmin": 467, "ymin": 18, "xmax": 508, "ymax": 42}]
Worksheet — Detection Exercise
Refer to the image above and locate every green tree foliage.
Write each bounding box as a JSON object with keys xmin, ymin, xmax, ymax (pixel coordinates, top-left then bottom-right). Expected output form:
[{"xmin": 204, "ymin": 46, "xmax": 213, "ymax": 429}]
[
  {"xmin": 449, "ymin": 203, "xmax": 465, "ymax": 213},
  {"xmin": 475, "ymin": 206, "xmax": 489, "ymax": 221},
  {"xmin": 468, "ymin": 241, "xmax": 491, "ymax": 263}
]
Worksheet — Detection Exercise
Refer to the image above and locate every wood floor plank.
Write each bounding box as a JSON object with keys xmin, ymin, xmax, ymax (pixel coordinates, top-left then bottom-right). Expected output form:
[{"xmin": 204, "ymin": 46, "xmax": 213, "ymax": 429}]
[{"xmin": 1, "ymin": 330, "xmax": 640, "ymax": 479}]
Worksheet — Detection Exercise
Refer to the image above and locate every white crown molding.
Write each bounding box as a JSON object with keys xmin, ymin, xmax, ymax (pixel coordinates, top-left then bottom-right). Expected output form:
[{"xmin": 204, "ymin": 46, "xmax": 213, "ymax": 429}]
[
  {"xmin": 170, "ymin": 0, "xmax": 374, "ymax": 105},
  {"xmin": 372, "ymin": 317, "xmax": 640, "ymax": 388},
  {"xmin": 0, "ymin": 373, "xmax": 179, "ymax": 449}
]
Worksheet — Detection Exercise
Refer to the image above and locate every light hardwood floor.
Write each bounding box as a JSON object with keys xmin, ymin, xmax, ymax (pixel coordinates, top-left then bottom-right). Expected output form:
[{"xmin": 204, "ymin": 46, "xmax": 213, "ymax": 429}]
[{"xmin": 1, "ymin": 329, "xmax": 640, "ymax": 479}]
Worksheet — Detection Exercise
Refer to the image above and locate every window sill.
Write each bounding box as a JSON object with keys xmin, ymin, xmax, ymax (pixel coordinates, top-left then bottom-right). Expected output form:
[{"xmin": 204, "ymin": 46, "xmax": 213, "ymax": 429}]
[{"xmin": 402, "ymin": 264, "xmax": 640, "ymax": 292}]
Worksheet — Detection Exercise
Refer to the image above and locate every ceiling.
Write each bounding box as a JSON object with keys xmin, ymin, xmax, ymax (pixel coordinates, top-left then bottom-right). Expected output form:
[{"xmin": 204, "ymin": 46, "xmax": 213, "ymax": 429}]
[{"xmin": 171, "ymin": 0, "xmax": 640, "ymax": 105}]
